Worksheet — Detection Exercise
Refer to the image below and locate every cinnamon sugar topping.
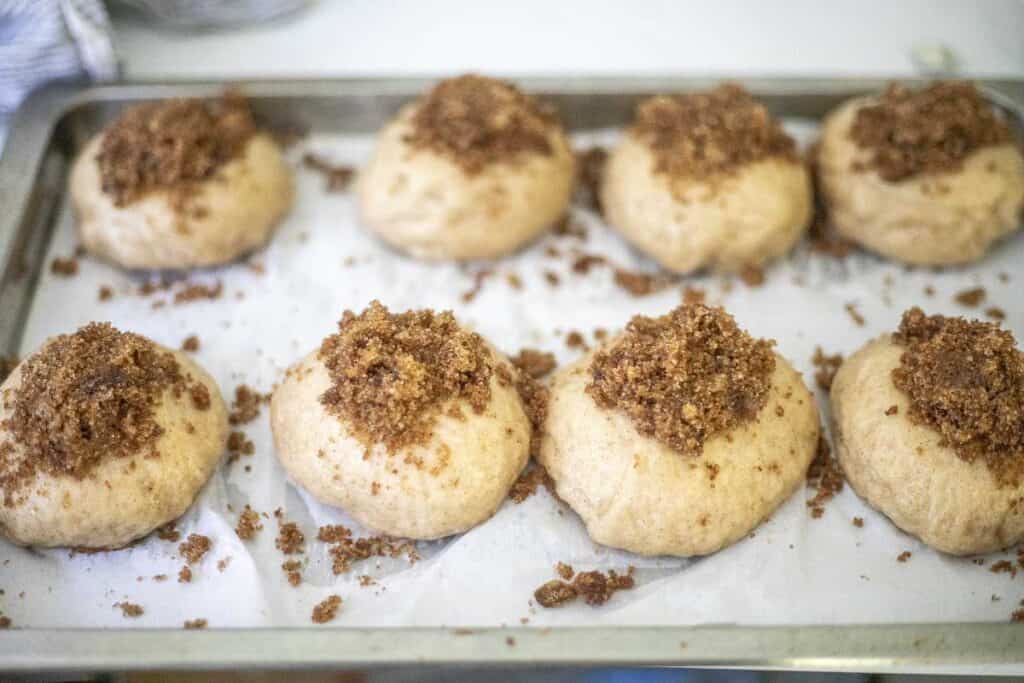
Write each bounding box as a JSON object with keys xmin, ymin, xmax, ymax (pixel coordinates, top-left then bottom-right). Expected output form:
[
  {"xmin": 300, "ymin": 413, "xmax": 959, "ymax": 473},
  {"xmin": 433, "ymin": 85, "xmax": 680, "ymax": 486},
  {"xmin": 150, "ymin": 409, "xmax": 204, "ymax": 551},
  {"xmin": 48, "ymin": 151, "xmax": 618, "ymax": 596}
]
[
  {"xmin": 587, "ymin": 304, "xmax": 775, "ymax": 456},
  {"xmin": 850, "ymin": 82, "xmax": 1011, "ymax": 181},
  {"xmin": 892, "ymin": 307, "xmax": 1024, "ymax": 486},
  {"xmin": 98, "ymin": 94, "xmax": 256, "ymax": 207},
  {"xmin": 404, "ymin": 75, "xmax": 558, "ymax": 174},
  {"xmin": 632, "ymin": 85, "xmax": 797, "ymax": 183},
  {"xmin": 318, "ymin": 301, "xmax": 493, "ymax": 453},
  {"xmin": 1, "ymin": 324, "xmax": 209, "ymax": 504}
]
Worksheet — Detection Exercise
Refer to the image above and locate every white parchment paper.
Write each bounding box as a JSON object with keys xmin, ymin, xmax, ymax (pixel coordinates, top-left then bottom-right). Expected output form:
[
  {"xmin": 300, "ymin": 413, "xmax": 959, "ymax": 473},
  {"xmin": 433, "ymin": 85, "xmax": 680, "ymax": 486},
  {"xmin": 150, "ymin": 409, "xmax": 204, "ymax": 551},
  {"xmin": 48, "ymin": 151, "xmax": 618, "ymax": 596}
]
[{"xmin": 3, "ymin": 123, "xmax": 1022, "ymax": 629}]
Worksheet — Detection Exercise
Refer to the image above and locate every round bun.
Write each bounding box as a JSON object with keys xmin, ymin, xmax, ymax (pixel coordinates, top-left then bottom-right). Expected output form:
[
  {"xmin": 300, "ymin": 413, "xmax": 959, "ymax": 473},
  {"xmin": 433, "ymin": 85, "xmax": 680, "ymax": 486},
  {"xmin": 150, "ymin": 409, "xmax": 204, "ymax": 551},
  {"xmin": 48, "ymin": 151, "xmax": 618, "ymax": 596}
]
[
  {"xmin": 817, "ymin": 84, "xmax": 1024, "ymax": 266},
  {"xmin": 357, "ymin": 75, "xmax": 574, "ymax": 261},
  {"xmin": 539, "ymin": 307, "xmax": 819, "ymax": 556},
  {"xmin": 270, "ymin": 304, "xmax": 532, "ymax": 539},
  {"xmin": 71, "ymin": 98, "xmax": 294, "ymax": 270},
  {"xmin": 600, "ymin": 87, "xmax": 812, "ymax": 274},
  {"xmin": 831, "ymin": 334, "xmax": 1024, "ymax": 555},
  {"xmin": 0, "ymin": 325, "xmax": 228, "ymax": 549}
]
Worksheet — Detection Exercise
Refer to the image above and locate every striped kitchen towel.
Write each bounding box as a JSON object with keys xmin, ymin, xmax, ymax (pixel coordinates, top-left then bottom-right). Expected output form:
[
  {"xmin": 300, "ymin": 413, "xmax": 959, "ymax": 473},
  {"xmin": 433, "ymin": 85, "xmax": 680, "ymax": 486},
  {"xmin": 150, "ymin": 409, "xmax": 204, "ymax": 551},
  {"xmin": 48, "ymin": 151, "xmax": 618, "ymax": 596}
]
[{"xmin": 0, "ymin": 0, "xmax": 118, "ymax": 116}]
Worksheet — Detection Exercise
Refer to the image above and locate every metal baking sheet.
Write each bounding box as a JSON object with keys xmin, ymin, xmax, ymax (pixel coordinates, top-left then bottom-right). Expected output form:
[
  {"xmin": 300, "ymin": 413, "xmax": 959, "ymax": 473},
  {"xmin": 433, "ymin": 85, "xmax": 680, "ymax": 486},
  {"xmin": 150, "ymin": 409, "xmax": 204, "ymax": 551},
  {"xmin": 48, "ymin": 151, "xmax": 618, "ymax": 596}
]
[{"xmin": 1, "ymin": 77, "xmax": 1023, "ymax": 674}]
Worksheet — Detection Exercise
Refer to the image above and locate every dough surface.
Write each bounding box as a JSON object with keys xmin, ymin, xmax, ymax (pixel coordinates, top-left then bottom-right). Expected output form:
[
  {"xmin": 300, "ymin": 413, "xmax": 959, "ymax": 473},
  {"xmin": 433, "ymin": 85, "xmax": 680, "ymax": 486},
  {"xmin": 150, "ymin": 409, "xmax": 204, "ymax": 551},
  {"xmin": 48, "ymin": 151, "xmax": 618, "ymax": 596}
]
[
  {"xmin": 71, "ymin": 132, "xmax": 294, "ymax": 270},
  {"xmin": 0, "ymin": 341, "xmax": 228, "ymax": 549},
  {"xmin": 816, "ymin": 97, "xmax": 1024, "ymax": 265},
  {"xmin": 270, "ymin": 347, "xmax": 531, "ymax": 540},
  {"xmin": 357, "ymin": 103, "xmax": 575, "ymax": 261},
  {"xmin": 539, "ymin": 349, "xmax": 819, "ymax": 557},
  {"xmin": 831, "ymin": 335, "xmax": 1024, "ymax": 555},
  {"xmin": 600, "ymin": 134, "xmax": 812, "ymax": 274}
]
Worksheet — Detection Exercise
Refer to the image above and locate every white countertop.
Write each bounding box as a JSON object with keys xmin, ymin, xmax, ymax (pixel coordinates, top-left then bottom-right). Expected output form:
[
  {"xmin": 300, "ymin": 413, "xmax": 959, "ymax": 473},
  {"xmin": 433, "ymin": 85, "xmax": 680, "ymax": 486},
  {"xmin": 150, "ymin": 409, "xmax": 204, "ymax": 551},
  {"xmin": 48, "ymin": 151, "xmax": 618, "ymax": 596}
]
[{"xmin": 112, "ymin": 0, "xmax": 1024, "ymax": 79}]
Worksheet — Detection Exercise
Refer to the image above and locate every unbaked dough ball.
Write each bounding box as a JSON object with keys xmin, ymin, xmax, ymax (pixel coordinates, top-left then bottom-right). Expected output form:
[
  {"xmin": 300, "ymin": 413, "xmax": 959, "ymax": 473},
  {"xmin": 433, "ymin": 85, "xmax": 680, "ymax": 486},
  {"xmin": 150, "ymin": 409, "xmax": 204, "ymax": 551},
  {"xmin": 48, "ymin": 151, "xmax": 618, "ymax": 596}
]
[
  {"xmin": 831, "ymin": 308, "xmax": 1024, "ymax": 555},
  {"xmin": 0, "ymin": 323, "xmax": 228, "ymax": 549},
  {"xmin": 601, "ymin": 85, "xmax": 812, "ymax": 274},
  {"xmin": 816, "ymin": 82, "xmax": 1024, "ymax": 265},
  {"xmin": 357, "ymin": 74, "xmax": 575, "ymax": 261},
  {"xmin": 539, "ymin": 304, "xmax": 819, "ymax": 557},
  {"xmin": 71, "ymin": 95, "xmax": 294, "ymax": 270},
  {"xmin": 270, "ymin": 301, "xmax": 540, "ymax": 540}
]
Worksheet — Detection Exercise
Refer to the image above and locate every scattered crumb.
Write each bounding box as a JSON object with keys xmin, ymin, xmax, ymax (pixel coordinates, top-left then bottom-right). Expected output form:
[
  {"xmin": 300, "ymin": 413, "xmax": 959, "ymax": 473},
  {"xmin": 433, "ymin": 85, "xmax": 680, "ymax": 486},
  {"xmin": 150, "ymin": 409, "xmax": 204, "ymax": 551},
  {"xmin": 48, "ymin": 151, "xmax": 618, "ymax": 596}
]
[
  {"xmin": 461, "ymin": 268, "xmax": 494, "ymax": 303},
  {"xmin": 506, "ymin": 636, "xmax": 516, "ymax": 647},
  {"xmin": 924, "ymin": 285, "xmax": 935, "ymax": 297},
  {"xmin": 509, "ymin": 464, "xmax": 555, "ymax": 503},
  {"xmin": 807, "ymin": 436, "xmax": 843, "ymax": 518},
  {"xmin": 302, "ymin": 152, "xmax": 356, "ymax": 192},
  {"xmin": 556, "ymin": 562, "xmax": 575, "ymax": 580},
  {"xmin": 216, "ymin": 557, "xmax": 231, "ymax": 572},
  {"xmin": 897, "ymin": 551, "xmax": 912, "ymax": 563},
  {"xmin": 235, "ymin": 505, "xmax": 263, "ymax": 540},
  {"xmin": 282, "ymin": 559, "xmax": 303, "ymax": 587},
  {"xmin": 181, "ymin": 335, "xmax": 200, "ymax": 352},
  {"xmin": 312, "ymin": 595, "xmax": 343, "ymax": 624},
  {"xmin": 50, "ymin": 257, "xmax": 79, "ymax": 277},
  {"xmin": 844, "ymin": 303, "xmax": 865, "ymax": 326},
  {"xmin": 534, "ymin": 567, "xmax": 635, "ymax": 608},
  {"xmin": 155, "ymin": 521, "xmax": 180, "ymax": 543},
  {"xmin": 885, "ymin": 405, "xmax": 899, "ymax": 416},
  {"xmin": 565, "ymin": 331, "xmax": 588, "ymax": 351},
  {"xmin": 985, "ymin": 307, "xmax": 1006, "ymax": 321},
  {"xmin": 571, "ymin": 254, "xmax": 607, "ymax": 275},
  {"xmin": 613, "ymin": 269, "xmax": 673, "ymax": 297},
  {"xmin": 543, "ymin": 270, "xmax": 561, "ymax": 286},
  {"xmin": 954, "ymin": 286, "xmax": 986, "ymax": 307},
  {"xmin": 358, "ymin": 575, "xmax": 376, "ymax": 587},
  {"xmin": 98, "ymin": 285, "xmax": 114, "ymax": 301},
  {"xmin": 183, "ymin": 618, "xmax": 207, "ymax": 629},
  {"xmin": 173, "ymin": 281, "xmax": 223, "ymax": 305},
  {"xmin": 510, "ymin": 349, "xmax": 556, "ymax": 379},
  {"xmin": 178, "ymin": 566, "xmax": 192, "ymax": 583},
  {"xmin": 227, "ymin": 430, "xmax": 255, "ymax": 460},
  {"xmin": 0, "ymin": 616, "xmax": 10, "ymax": 629},
  {"xmin": 178, "ymin": 534, "xmax": 212, "ymax": 565},
  {"xmin": 114, "ymin": 602, "xmax": 144, "ymax": 618},
  {"xmin": 275, "ymin": 519, "xmax": 305, "ymax": 555},
  {"xmin": 681, "ymin": 286, "xmax": 706, "ymax": 305},
  {"xmin": 229, "ymin": 385, "xmax": 271, "ymax": 425},
  {"xmin": 852, "ymin": 517, "xmax": 864, "ymax": 528},
  {"xmin": 811, "ymin": 347, "xmax": 843, "ymax": 391},
  {"xmin": 553, "ymin": 215, "xmax": 588, "ymax": 239},
  {"xmin": 506, "ymin": 272, "xmax": 523, "ymax": 290},
  {"xmin": 990, "ymin": 560, "xmax": 1018, "ymax": 578},
  {"xmin": 739, "ymin": 264, "xmax": 765, "ymax": 287}
]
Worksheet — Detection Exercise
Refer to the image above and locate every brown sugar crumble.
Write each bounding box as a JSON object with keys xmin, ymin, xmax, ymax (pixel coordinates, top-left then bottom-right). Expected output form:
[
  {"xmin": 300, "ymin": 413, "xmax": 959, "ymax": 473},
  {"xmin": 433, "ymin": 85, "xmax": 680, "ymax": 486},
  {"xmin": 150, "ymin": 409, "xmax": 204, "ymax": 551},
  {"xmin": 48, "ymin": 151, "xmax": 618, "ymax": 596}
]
[
  {"xmin": 632, "ymin": 84, "xmax": 797, "ymax": 189},
  {"xmin": 181, "ymin": 335, "xmax": 200, "ymax": 353},
  {"xmin": 575, "ymin": 146, "xmax": 608, "ymax": 213},
  {"xmin": 302, "ymin": 152, "xmax": 356, "ymax": 192},
  {"xmin": 0, "ymin": 323, "xmax": 210, "ymax": 506},
  {"xmin": 235, "ymin": 505, "xmax": 263, "ymax": 540},
  {"xmin": 556, "ymin": 562, "xmax": 575, "ymax": 580},
  {"xmin": 183, "ymin": 618, "xmax": 207, "ymax": 629},
  {"xmin": 897, "ymin": 551, "xmax": 912, "ymax": 563},
  {"xmin": 852, "ymin": 517, "xmax": 864, "ymax": 528},
  {"xmin": 311, "ymin": 595, "xmax": 343, "ymax": 624},
  {"xmin": 179, "ymin": 534, "xmax": 212, "ymax": 565},
  {"xmin": 318, "ymin": 523, "xmax": 420, "ymax": 575},
  {"xmin": 811, "ymin": 346, "xmax": 844, "ymax": 391},
  {"xmin": 97, "ymin": 94, "xmax": 256, "ymax": 207},
  {"xmin": 510, "ymin": 348, "xmax": 556, "ymax": 379},
  {"xmin": 587, "ymin": 304, "xmax": 775, "ymax": 457},
  {"xmin": 807, "ymin": 436, "xmax": 844, "ymax": 518},
  {"xmin": 508, "ymin": 463, "xmax": 556, "ymax": 504},
  {"xmin": 565, "ymin": 331, "xmax": 589, "ymax": 352},
  {"xmin": 50, "ymin": 257, "xmax": 79, "ymax": 277},
  {"xmin": 275, "ymin": 519, "xmax": 305, "ymax": 555},
  {"xmin": 844, "ymin": 303, "xmax": 866, "ymax": 327},
  {"xmin": 178, "ymin": 565, "xmax": 192, "ymax": 583},
  {"xmin": 681, "ymin": 286, "xmax": 706, "ymax": 305},
  {"xmin": 990, "ymin": 560, "xmax": 1017, "ymax": 578},
  {"xmin": 954, "ymin": 286, "xmax": 987, "ymax": 308},
  {"xmin": 534, "ymin": 567, "xmax": 635, "ymax": 608},
  {"xmin": 318, "ymin": 301, "xmax": 493, "ymax": 453},
  {"xmin": 985, "ymin": 307, "xmax": 1006, "ymax": 321},
  {"xmin": 739, "ymin": 265, "xmax": 766, "ymax": 288},
  {"xmin": 849, "ymin": 82, "xmax": 1012, "ymax": 182},
  {"xmin": 173, "ymin": 281, "xmax": 222, "ymax": 305},
  {"xmin": 892, "ymin": 307, "xmax": 1024, "ymax": 486},
  {"xmin": 114, "ymin": 602, "xmax": 144, "ymax": 618},
  {"xmin": 282, "ymin": 559, "xmax": 303, "ymax": 587},
  {"xmin": 613, "ymin": 269, "xmax": 674, "ymax": 297},
  {"xmin": 226, "ymin": 431, "xmax": 255, "ymax": 461},
  {"xmin": 228, "ymin": 385, "xmax": 270, "ymax": 425},
  {"xmin": 404, "ymin": 74, "xmax": 558, "ymax": 174},
  {"xmin": 155, "ymin": 521, "xmax": 180, "ymax": 543}
]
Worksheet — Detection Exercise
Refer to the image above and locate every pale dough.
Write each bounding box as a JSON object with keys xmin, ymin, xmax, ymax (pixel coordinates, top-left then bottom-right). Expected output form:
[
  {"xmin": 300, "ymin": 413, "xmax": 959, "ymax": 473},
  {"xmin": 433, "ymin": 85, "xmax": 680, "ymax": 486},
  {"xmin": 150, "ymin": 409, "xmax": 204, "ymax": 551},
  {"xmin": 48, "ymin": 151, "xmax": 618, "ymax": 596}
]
[
  {"xmin": 0, "ymin": 344, "xmax": 228, "ymax": 550},
  {"xmin": 539, "ymin": 348, "xmax": 819, "ymax": 557},
  {"xmin": 816, "ymin": 96, "xmax": 1024, "ymax": 266},
  {"xmin": 831, "ymin": 335, "xmax": 1024, "ymax": 555},
  {"xmin": 71, "ymin": 132, "xmax": 294, "ymax": 270},
  {"xmin": 357, "ymin": 104, "xmax": 575, "ymax": 261},
  {"xmin": 270, "ymin": 346, "xmax": 531, "ymax": 540},
  {"xmin": 600, "ymin": 133, "xmax": 813, "ymax": 274}
]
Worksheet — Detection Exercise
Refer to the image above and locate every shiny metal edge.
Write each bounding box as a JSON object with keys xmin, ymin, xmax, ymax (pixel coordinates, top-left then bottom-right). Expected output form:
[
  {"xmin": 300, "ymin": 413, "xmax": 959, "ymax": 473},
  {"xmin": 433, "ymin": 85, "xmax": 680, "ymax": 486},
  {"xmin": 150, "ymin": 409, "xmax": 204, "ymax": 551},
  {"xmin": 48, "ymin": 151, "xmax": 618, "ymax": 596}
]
[{"xmin": 1, "ymin": 77, "xmax": 1023, "ymax": 673}]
